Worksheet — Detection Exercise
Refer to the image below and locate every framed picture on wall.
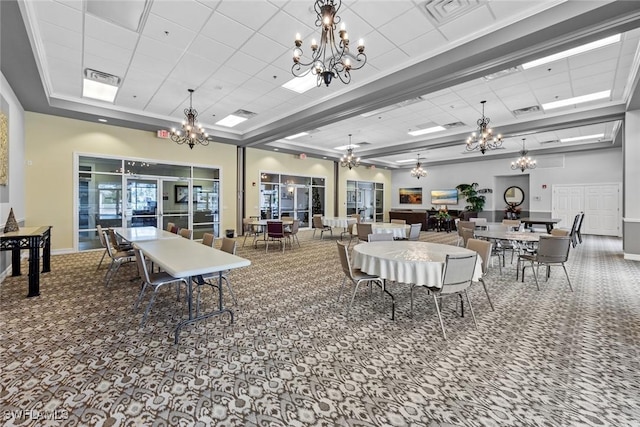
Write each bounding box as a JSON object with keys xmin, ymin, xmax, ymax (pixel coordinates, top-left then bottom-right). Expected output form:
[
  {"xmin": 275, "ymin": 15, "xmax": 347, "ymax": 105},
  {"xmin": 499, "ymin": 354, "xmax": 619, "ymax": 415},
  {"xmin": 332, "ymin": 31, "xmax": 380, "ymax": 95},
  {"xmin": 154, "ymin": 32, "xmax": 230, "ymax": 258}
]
[
  {"xmin": 175, "ymin": 185, "xmax": 201, "ymax": 203},
  {"xmin": 399, "ymin": 187, "xmax": 422, "ymax": 204}
]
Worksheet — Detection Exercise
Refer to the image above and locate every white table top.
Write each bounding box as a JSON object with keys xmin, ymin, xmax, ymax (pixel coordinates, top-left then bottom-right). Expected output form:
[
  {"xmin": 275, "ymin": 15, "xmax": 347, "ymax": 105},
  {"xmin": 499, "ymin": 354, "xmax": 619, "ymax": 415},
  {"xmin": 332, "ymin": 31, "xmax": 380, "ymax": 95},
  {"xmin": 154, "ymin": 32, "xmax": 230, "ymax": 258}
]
[
  {"xmin": 353, "ymin": 222, "xmax": 410, "ymax": 238},
  {"xmin": 249, "ymin": 219, "xmax": 294, "ymax": 226},
  {"xmin": 134, "ymin": 238, "xmax": 251, "ymax": 278},
  {"xmin": 474, "ymin": 230, "xmax": 549, "ymax": 242},
  {"xmin": 352, "ymin": 241, "xmax": 482, "ymax": 287},
  {"xmin": 323, "ymin": 217, "xmax": 357, "ymax": 228},
  {"xmin": 114, "ymin": 226, "xmax": 179, "ymax": 242}
]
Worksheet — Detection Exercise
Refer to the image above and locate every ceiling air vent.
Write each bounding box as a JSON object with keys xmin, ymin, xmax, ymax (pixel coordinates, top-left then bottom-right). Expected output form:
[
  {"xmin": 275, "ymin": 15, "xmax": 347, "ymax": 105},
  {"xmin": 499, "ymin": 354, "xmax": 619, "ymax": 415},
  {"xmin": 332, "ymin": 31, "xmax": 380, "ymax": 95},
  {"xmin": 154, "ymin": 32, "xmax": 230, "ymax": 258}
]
[
  {"xmin": 482, "ymin": 67, "xmax": 520, "ymax": 81},
  {"xmin": 421, "ymin": 0, "xmax": 483, "ymax": 26},
  {"xmin": 231, "ymin": 109, "xmax": 257, "ymax": 119},
  {"xmin": 442, "ymin": 121, "xmax": 465, "ymax": 129},
  {"xmin": 512, "ymin": 105, "xmax": 541, "ymax": 116},
  {"xmin": 84, "ymin": 68, "xmax": 121, "ymax": 86},
  {"xmin": 539, "ymin": 139, "xmax": 560, "ymax": 145}
]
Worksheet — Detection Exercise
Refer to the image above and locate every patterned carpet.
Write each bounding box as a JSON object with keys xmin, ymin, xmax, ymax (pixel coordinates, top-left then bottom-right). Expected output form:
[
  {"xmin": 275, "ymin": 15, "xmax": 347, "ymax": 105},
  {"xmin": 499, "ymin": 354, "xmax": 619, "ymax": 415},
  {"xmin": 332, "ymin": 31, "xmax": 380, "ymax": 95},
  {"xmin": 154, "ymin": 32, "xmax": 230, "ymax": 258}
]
[{"xmin": 1, "ymin": 230, "xmax": 639, "ymax": 426}]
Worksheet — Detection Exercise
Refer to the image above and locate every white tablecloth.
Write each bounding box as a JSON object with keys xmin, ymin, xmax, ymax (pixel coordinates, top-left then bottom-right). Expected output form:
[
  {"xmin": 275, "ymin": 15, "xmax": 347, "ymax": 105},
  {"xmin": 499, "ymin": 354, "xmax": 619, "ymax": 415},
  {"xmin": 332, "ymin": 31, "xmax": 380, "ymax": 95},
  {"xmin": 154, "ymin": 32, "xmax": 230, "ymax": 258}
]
[
  {"xmin": 352, "ymin": 241, "xmax": 482, "ymax": 287},
  {"xmin": 372, "ymin": 223, "xmax": 410, "ymax": 239},
  {"xmin": 474, "ymin": 230, "xmax": 548, "ymax": 242},
  {"xmin": 323, "ymin": 217, "xmax": 357, "ymax": 229}
]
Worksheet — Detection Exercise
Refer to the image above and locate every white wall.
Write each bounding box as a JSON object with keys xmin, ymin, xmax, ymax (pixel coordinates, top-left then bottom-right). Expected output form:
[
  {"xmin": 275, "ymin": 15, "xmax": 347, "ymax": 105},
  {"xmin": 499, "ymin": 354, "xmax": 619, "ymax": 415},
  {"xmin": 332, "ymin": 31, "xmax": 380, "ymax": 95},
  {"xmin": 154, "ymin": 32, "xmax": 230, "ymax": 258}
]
[{"xmin": 392, "ymin": 148, "xmax": 622, "ymax": 216}]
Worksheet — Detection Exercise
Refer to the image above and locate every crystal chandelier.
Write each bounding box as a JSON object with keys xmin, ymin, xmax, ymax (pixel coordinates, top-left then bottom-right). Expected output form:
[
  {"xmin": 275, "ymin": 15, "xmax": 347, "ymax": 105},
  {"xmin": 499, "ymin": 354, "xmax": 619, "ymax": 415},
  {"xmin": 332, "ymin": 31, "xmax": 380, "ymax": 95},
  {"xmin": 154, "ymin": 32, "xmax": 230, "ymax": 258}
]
[
  {"xmin": 511, "ymin": 138, "xmax": 537, "ymax": 172},
  {"xmin": 340, "ymin": 134, "xmax": 360, "ymax": 169},
  {"xmin": 410, "ymin": 154, "xmax": 427, "ymax": 179},
  {"xmin": 292, "ymin": 0, "xmax": 366, "ymax": 87},
  {"xmin": 465, "ymin": 100, "xmax": 503, "ymax": 154},
  {"xmin": 170, "ymin": 89, "xmax": 209, "ymax": 149}
]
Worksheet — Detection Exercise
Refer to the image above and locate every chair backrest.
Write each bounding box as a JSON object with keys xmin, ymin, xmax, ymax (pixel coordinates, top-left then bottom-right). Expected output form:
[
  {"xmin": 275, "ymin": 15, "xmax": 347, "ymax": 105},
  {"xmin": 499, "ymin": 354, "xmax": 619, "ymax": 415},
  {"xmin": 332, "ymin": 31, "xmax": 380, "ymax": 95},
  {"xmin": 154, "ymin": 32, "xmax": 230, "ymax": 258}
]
[
  {"xmin": 96, "ymin": 225, "xmax": 107, "ymax": 248},
  {"xmin": 290, "ymin": 219, "xmax": 299, "ymax": 234},
  {"xmin": 107, "ymin": 228, "xmax": 121, "ymax": 248},
  {"xmin": 349, "ymin": 213, "xmax": 361, "ymax": 223},
  {"xmin": 502, "ymin": 219, "xmax": 520, "ymax": 227},
  {"xmin": 550, "ymin": 228, "xmax": 569, "ymax": 236},
  {"xmin": 576, "ymin": 212, "xmax": 585, "ymax": 232},
  {"xmin": 408, "ymin": 223, "xmax": 421, "ymax": 240},
  {"xmin": 179, "ymin": 228, "xmax": 193, "ymax": 239},
  {"xmin": 202, "ymin": 232, "xmax": 215, "ymax": 247},
  {"xmin": 220, "ymin": 237, "xmax": 237, "ymax": 255},
  {"xmin": 440, "ymin": 253, "xmax": 477, "ymax": 294},
  {"xmin": 357, "ymin": 223, "xmax": 372, "ymax": 241},
  {"xmin": 460, "ymin": 227, "xmax": 474, "ymax": 247},
  {"xmin": 312, "ymin": 215, "xmax": 324, "ymax": 229},
  {"xmin": 166, "ymin": 222, "xmax": 176, "ymax": 233},
  {"xmin": 368, "ymin": 233, "xmax": 394, "ymax": 242},
  {"xmin": 537, "ymin": 235, "xmax": 571, "ymax": 263},
  {"xmin": 458, "ymin": 221, "xmax": 475, "ymax": 233},
  {"xmin": 267, "ymin": 221, "xmax": 284, "ymax": 237},
  {"xmin": 132, "ymin": 247, "xmax": 152, "ymax": 283},
  {"xmin": 242, "ymin": 218, "xmax": 252, "ymax": 232},
  {"xmin": 470, "ymin": 218, "xmax": 487, "ymax": 226},
  {"xmin": 466, "ymin": 238, "xmax": 492, "ymax": 275},
  {"xmin": 390, "ymin": 219, "xmax": 406, "ymax": 224},
  {"xmin": 488, "ymin": 223, "xmax": 509, "ymax": 232},
  {"xmin": 336, "ymin": 241, "xmax": 354, "ymax": 279}
]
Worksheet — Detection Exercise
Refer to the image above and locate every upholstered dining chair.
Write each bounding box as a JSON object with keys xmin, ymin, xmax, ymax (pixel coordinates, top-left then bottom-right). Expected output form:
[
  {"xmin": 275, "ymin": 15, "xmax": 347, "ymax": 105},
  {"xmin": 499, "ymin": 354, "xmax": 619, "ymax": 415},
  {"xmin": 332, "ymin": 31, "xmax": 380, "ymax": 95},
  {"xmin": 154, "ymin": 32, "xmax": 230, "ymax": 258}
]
[
  {"xmin": 575, "ymin": 212, "xmax": 585, "ymax": 244},
  {"xmin": 408, "ymin": 223, "xmax": 422, "ymax": 241},
  {"xmin": 312, "ymin": 215, "xmax": 332, "ymax": 239},
  {"xmin": 502, "ymin": 219, "xmax": 521, "ymax": 231},
  {"xmin": 166, "ymin": 222, "xmax": 177, "ymax": 233},
  {"xmin": 411, "ymin": 253, "xmax": 479, "ymax": 340},
  {"xmin": 285, "ymin": 219, "xmax": 301, "ymax": 248},
  {"xmin": 197, "ymin": 237, "xmax": 238, "ymax": 307},
  {"xmin": 133, "ymin": 247, "xmax": 188, "ymax": 327},
  {"xmin": 517, "ymin": 235, "xmax": 573, "ymax": 291},
  {"xmin": 103, "ymin": 228, "xmax": 135, "ymax": 286},
  {"xmin": 179, "ymin": 228, "xmax": 193, "ymax": 239},
  {"xmin": 242, "ymin": 217, "xmax": 261, "ymax": 248},
  {"xmin": 466, "ymin": 238, "xmax": 495, "ymax": 311},
  {"xmin": 357, "ymin": 223, "xmax": 373, "ymax": 243},
  {"xmin": 336, "ymin": 241, "xmax": 385, "ymax": 317},
  {"xmin": 368, "ymin": 233, "xmax": 394, "ymax": 242},
  {"xmin": 550, "ymin": 228, "xmax": 570, "ymax": 236},
  {"xmin": 569, "ymin": 213, "xmax": 582, "ymax": 248},
  {"xmin": 390, "ymin": 219, "xmax": 406, "ymax": 224},
  {"xmin": 266, "ymin": 221, "xmax": 286, "ymax": 253},
  {"xmin": 95, "ymin": 224, "xmax": 109, "ymax": 270},
  {"xmin": 201, "ymin": 232, "xmax": 215, "ymax": 247},
  {"xmin": 456, "ymin": 221, "xmax": 475, "ymax": 246}
]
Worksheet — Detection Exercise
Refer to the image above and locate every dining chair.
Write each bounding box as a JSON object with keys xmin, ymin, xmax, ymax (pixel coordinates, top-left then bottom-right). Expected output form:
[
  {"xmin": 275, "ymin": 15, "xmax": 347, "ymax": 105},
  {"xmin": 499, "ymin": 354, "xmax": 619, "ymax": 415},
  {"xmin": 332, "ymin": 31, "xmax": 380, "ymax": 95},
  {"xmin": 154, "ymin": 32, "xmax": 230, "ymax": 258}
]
[
  {"xmin": 501, "ymin": 219, "xmax": 521, "ymax": 231},
  {"xmin": 201, "ymin": 232, "xmax": 215, "ymax": 247},
  {"xmin": 390, "ymin": 219, "xmax": 406, "ymax": 225},
  {"xmin": 466, "ymin": 238, "xmax": 495, "ymax": 311},
  {"xmin": 312, "ymin": 215, "xmax": 332, "ymax": 239},
  {"xmin": 470, "ymin": 218, "xmax": 488, "ymax": 229},
  {"xmin": 336, "ymin": 241, "xmax": 385, "ymax": 317},
  {"xmin": 179, "ymin": 228, "xmax": 193, "ymax": 239},
  {"xmin": 412, "ymin": 253, "xmax": 479, "ymax": 340},
  {"xmin": 242, "ymin": 217, "xmax": 262, "ymax": 248},
  {"xmin": 197, "ymin": 237, "xmax": 239, "ymax": 307},
  {"xmin": 132, "ymin": 247, "xmax": 188, "ymax": 327},
  {"xmin": 104, "ymin": 225, "xmax": 133, "ymax": 252},
  {"xmin": 517, "ymin": 235, "xmax": 573, "ymax": 291},
  {"xmin": 95, "ymin": 225, "xmax": 109, "ymax": 270},
  {"xmin": 575, "ymin": 212, "xmax": 585, "ymax": 244},
  {"xmin": 456, "ymin": 221, "xmax": 475, "ymax": 246},
  {"xmin": 460, "ymin": 227, "xmax": 474, "ymax": 248},
  {"xmin": 357, "ymin": 223, "xmax": 372, "ymax": 243},
  {"xmin": 569, "ymin": 213, "xmax": 582, "ymax": 247},
  {"xmin": 550, "ymin": 228, "xmax": 570, "ymax": 236},
  {"xmin": 367, "ymin": 233, "xmax": 394, "ymax": 242},
  {"xmin": 266, "ymin": 221, "xmax": 286, "ymax": 253},
  {"xmin": 408, "ymin": 223, "xmax": 422, "ymax": 241},
  {"xmin": 285, "ymin": 219, "xmax": 301, "ymax": 248},
  {"xmin": 103, "ymin": 229, "xmax": 135, "ymax": 286},
  {"xmin": 166, "ymin": 222, "xmax": 177, "ymax": 233}
]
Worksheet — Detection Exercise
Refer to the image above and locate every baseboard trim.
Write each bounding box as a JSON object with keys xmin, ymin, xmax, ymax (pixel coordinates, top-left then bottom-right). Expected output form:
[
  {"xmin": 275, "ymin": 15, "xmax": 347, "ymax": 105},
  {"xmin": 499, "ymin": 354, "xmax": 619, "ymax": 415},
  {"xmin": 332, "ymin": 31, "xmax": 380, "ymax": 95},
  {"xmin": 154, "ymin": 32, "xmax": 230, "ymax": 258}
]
[{"xmin": 624, "ymin": 253, "xmax": 640, "ymax": 261}]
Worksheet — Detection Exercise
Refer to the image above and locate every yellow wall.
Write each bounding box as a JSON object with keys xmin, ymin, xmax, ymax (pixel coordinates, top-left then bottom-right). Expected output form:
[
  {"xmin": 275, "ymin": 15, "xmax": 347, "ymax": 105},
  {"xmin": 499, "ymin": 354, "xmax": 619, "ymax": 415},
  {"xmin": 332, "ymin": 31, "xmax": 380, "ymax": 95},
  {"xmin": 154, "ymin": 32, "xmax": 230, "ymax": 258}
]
[
  {"xmin": 338, "ymin": 166, "xmax": 392, "ymax": 220},
  {"xmin": 25, "ymin": 112, "xmax": 237, "ymax": 251}
]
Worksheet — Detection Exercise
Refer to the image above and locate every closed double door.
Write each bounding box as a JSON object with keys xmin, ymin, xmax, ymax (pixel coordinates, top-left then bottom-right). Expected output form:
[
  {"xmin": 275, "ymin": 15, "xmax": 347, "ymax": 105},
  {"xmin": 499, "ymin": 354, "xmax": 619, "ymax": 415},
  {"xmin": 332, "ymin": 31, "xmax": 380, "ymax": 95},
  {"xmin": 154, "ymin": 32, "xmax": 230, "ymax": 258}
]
[{"xmin": 552, "ymin": 183, "xmax": 621, "ymax": 236}]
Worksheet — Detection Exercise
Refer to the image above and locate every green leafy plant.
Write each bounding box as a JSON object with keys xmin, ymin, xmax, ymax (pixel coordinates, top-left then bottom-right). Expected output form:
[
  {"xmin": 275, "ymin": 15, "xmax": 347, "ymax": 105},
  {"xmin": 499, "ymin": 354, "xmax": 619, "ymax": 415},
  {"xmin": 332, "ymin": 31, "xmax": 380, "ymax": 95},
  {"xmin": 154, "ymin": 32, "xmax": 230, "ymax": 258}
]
[{"xmin": 456, "ymin": 183, "xmax": 486, "ymax": 212}]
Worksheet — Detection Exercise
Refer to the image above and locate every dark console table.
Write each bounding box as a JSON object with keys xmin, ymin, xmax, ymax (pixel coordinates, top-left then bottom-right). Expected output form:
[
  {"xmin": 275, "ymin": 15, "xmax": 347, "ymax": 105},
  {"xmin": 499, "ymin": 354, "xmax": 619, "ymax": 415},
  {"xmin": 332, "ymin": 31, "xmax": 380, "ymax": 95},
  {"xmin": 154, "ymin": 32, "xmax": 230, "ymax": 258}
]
[{"xmin": 0, "ymin": 226, "xmax": 52, "ymax": 297}]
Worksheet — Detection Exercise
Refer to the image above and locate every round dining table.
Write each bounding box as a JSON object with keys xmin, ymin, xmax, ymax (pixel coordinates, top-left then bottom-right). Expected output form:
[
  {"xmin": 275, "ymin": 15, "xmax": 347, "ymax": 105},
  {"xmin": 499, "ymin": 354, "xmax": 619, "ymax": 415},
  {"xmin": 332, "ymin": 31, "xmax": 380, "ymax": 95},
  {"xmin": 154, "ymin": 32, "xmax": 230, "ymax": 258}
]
[
  {"xmin": 353, "ymin": 222, "xmax": 411, "ymax": 239},
  {"xmin": 322, "ymin": 216, "xmax": 357, "ymax": 229},
  {"xmin": 352, "ymin": 241, "xmax": 482, "ymax": 288},
  {"xmin": 473, "ymin": 229, "xmax": 548, "ymax": 243}
]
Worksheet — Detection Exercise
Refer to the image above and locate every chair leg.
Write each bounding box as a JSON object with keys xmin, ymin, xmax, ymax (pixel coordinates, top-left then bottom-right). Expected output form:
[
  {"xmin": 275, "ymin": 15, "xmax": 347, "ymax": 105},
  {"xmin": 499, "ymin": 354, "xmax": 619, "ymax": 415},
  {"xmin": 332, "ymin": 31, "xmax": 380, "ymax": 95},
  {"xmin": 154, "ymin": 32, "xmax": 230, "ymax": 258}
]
[
  {"xmin": 530, "ymin": 261, "xmax": 541, "ymax": 291},
  {"xmin": 432, "ymin": 295, "xmax": 447, "ymax": 340},
  {"xmin": 346, "ymin": 281, "xmax": 362, "ymax": 317},
  {"xmin": 463, "ymin": 289, "xmax": 478, "ymax": 330},
  {"xmin": 562, "ymin": 264, "xmax": 573, "ymax": 292},
  {"xmin": 337, "ymin": 276, "xmax": 347, "ymax": 303},
  {"xmin": 222, "ymin": 276, "xmax": 238, "ymax": 304},
  {"xmin": 96, "ymin": 249, "xmax": 107, "ymax": 270},
  {"xmin": 479, "ymin": 278, "xmax": 494, "ymax": 311},
  {"xmin": 134, "ymin": 282, "xmax": 149, "ymax": 310},
  {"xmin": 140, "ymin": 288, "xmax": 159, "ymax": 327}
]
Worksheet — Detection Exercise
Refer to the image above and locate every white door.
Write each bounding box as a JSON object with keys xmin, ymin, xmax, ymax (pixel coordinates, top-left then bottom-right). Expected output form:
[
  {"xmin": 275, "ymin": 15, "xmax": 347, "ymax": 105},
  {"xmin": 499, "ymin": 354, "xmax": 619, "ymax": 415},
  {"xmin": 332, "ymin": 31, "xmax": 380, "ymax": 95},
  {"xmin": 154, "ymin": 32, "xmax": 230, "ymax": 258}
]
[
  {"xmin": 584, "ymin": 185, "xmax": 620, "ymax": 236},
  {"xmin": 552, "ymin": 183, "xmax": 621, "ymax": 237}
]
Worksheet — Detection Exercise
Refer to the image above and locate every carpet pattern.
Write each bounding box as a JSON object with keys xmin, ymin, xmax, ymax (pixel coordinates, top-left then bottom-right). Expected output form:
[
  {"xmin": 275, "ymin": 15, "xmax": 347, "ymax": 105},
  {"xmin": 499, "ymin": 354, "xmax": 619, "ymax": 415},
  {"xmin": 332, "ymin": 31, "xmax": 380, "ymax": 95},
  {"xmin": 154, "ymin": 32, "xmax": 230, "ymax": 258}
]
[{"xmin": 1, "ymin": 230, "xmax": 639, "ymax": 426}]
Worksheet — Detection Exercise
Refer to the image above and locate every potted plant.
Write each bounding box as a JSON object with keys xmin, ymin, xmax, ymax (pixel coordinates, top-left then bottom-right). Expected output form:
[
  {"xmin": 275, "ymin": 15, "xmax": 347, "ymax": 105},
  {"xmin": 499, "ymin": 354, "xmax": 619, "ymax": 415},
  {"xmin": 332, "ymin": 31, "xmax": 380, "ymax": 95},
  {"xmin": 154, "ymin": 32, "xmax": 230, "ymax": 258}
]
[{"xmin": 456, "ymin": 183, "xmax": 486, "ymax": 213}]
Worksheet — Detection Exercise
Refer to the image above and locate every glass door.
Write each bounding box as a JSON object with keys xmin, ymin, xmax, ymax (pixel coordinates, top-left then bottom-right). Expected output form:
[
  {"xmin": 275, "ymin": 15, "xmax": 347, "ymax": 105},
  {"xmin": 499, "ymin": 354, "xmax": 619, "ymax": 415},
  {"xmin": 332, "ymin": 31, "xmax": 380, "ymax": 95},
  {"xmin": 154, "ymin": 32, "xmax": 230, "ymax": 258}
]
[
  {"xmin": 126, "ymin": 178, "xmax": 158, "ymax": 227},
  {"xmin": 162, "ymin": 179, "xmax": 190, "ymax": 231},
  {"xmin": 280, "ymin": 184, "xmax": 310, "ymax": 227}
]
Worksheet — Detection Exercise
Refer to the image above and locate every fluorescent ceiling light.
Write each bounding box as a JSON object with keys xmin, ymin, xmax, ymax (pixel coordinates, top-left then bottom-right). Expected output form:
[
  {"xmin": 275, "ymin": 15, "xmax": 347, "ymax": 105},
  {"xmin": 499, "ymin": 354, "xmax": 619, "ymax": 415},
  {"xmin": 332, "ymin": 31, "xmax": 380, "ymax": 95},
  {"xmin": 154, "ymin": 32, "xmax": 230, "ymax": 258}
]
[
  {"xmin": 334, "ymin": 144, "xmax": 360, "ymax": 150},
  {"xmin": 560, "ymin": 133, "xmax": 604, "ymax": 143},
  {"xmin": 542, "ymin": 90, "xmax": 610, "ymax": 110},
  {"xmin": 396, "ymin": 159, "xmax": 417, "ymax": 163},
  {"xmin": 83, "ymin": 79, "xmax": 118, "ymax": 102},
  {"xmin": 98, "ymin": 118, "xmax": 107, "ymax": 123},
  {"xmin": 408, "ymin": 125, "xmax": 446, "ymax": 136},
  {"xmin": 215, "ymin": 114, "xmax": 248, "ymax": 127},
  {"xmin": 285, "ymin": 132, "xmax": 309, "ymax": 140},
  {"xmin": 282, "ymin": 74, "xmax": 316, "ymax": 93},
  {"xmin": 522, "ymin": 34, "xmax": 621, "ymax": 69}
]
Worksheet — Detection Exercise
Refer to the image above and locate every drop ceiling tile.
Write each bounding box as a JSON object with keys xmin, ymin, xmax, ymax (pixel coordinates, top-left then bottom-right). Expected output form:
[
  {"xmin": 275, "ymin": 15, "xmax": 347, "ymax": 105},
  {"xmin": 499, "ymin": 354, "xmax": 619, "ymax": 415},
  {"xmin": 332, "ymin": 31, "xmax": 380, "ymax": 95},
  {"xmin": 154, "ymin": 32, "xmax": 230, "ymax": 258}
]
[
  {"xmin": 54, "ymin": 0, "xmax": 83, "ymax": 10},
  {"xmin": 47, "ymin": 55, "xmax": 82, "ymax": 96},
  {"xmin": 402, "ymin": 30, "xmax": 448, "ymax": 59},
  {"xmin": 351, "ymin": 0, "xmax": 415, "ymax": 28},
  {"xmin": 141, "ymin": 14, "xmax": 197, "ymax": 52},
  {"xmin": 225, "ymin": 51, "xmax": 269, "ymax": 76},
  {"xmin": 379, "ymin": 9, "xmax": 434, "ymax": 47},
  {"xmin": 128, "ymin": 51, "xmax": 176, "ymax": 76},
  {"xmin": 83, "ymin": 54, "xmax": 128, "ymax": 79},
  {"xmin": 188, "ymin": 35, "xmax": 235, "ymax": 66},
  {"xmin": 44, "ymin": 41, "xmax": 81, "ymax": 63},
  {"xmin": 215, "ymin": 0, "xmax": 279, "ymax": 31},
  {"xmin": 534, "ymin": 83, "xmax": 574, "ymax": 103},
  {"xmin": 37, "ymin": 20, "xmax": 82, "ymax": 51},
  {"xmin": 84, "ymin": 36, "xmax": 134, "ymax": 65},
  {"xmin": 168, "ymin": 53, "xmax": 218, "ymax": 89},
  {"xmin": 149, "ymin": 0, "xmax": 213, "ymax": 30},
  {"xmin": 84, "ymin": 14, "xmax": 139, "ymax": 50},
  {"xmin": 500, "ymin": 94, "xmax": 540, "ymax": 111},
  {"xmin": 567, "ymin": 45, "xmax": 621, "ymax": 69},
  {"xmin": 438, "ymin": 4, "xmax": 494, "ymax": 42},
  {"xmin": 135, "ymin": 36, "xmax": 183, "ymax": 62},
  {"xmin": 572, "ymin": 75, "xmax": 615, "ymax": 94},
  {"xmin": 360, "ymin": 29, "xmax": 402, "ymax": 62},
  {"xmin": 200, "ymin": 12, "xmax": 254, "ymax": 49},
  {"xmin": 570, "ymin": 63, "xmax": 616, "ymax": 80},
  {"xmin": 34, "ymin": 0, "xmax": 82, "ymax": 32},
  {"xmin": 241, "ymin": 33, "xmax": 287, "ymax": 66},
  {"xmin": 259, "ymin": 9, "xmax": 309, "ymax": 48},
  {"xmin": 209, "ymin": 66, "xmax": 253, "ymax": 87}
]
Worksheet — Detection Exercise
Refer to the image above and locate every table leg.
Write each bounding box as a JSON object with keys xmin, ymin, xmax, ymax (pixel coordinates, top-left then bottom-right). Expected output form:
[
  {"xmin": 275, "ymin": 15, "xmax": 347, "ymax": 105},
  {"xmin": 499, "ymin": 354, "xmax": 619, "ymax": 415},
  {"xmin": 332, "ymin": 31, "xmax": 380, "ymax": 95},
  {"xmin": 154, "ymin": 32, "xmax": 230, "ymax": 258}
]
[
  {"xmin": 42, "ymin": 231, "xmax": 51, "ymax": 273},
  {"xmin": 546, "ymin": 224, "xmax": 553, "ymax": 233},
  {"xmin": 11, "ymin": 248, "xmax": 21, "ymax": 276},
  {"xmin": 27, "ymin": 237, "xmax": 40, "ymax": 298}
]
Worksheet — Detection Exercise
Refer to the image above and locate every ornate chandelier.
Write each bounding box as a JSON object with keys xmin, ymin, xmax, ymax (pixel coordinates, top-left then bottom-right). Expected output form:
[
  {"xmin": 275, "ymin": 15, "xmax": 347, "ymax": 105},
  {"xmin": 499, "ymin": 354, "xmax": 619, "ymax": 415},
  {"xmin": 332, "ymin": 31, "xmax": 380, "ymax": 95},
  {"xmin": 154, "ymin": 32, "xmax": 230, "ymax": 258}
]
[
  {"xmin": 511, "ymin": 138, "xmax": 537, "ymax": 172},
  {"xmin": 410, "ymin": 154, "xmax": 427, "ymax": 179},
  {"xmin": 292, "ymin": 0, "xmax": 366, "ymax": 87},
  {"xmin": 340, "ymin": 134, "xmax": 360, "ymax": 169},
  {"xmin": 465, "ymin": 100, "xmax": 503, "ymax": 154},
  {"xmin": 170, "ymin": 89, "xmax": 209, "ymax": 149}
]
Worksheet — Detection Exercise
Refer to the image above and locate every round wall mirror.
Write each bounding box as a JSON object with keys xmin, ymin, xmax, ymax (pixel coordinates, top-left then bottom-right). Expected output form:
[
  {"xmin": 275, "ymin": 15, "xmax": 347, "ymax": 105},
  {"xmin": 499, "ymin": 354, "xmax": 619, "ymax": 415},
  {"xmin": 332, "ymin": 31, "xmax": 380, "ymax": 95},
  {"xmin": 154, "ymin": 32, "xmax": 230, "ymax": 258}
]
[{"xmin": 504, "ymin": 186, "xmax": 525, "ymax": 206}]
